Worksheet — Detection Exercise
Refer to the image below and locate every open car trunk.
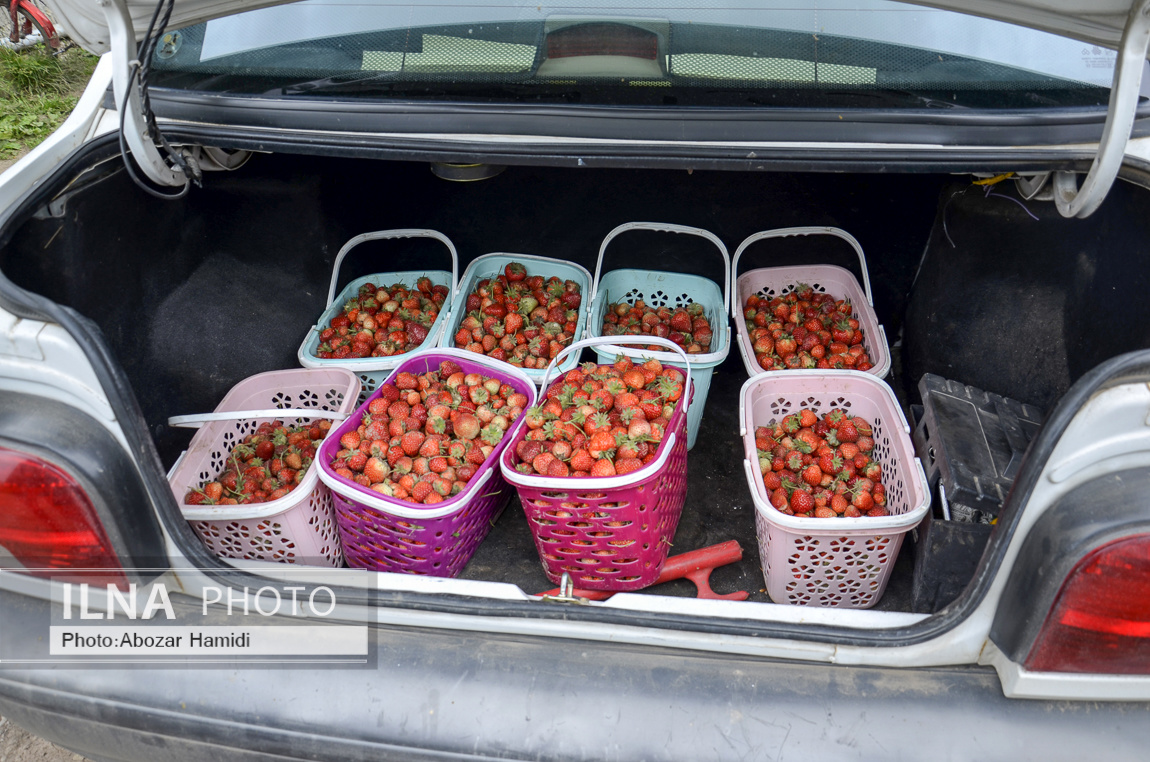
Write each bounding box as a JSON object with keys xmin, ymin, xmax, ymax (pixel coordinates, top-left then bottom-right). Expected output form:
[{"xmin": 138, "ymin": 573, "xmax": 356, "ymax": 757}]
[{"xmin": 5, "ymin": 146, "xmax": 1150, "ymax": 613}]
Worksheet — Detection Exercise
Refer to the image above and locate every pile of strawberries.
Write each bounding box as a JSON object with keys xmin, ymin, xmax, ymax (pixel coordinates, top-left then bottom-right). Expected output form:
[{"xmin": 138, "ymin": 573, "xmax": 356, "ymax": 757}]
[
  {"xmin": 512, "ymin": 356, "xmax": 685, "ymax": 478},
  {"xmin": 185, "ymin": 419, "xmax": 330, "ymax": 505},
  {"xmin": 754, "ymin": 408, "xmax": 890, "ymax": 518},
  {"xmin": 452, "ymin": 262, "xmax": 582, "ymax": 370},
  {"xmin": 743, "ymin": 284, "xmax": 873, "ymax": 372},
  {"xmin": 600, "ymin": 300, "xmax": 714, "ymax": 354},
  {"xmin": 315, "ymin": 279, "xmax": 449, "ymax": 359},
  {"xmin": 327, "ymin": 360, "xmax": 528, "ymax": 504}
]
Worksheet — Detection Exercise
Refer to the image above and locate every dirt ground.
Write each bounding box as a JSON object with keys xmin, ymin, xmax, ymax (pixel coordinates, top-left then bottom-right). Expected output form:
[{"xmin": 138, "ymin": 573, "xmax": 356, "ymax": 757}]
[{"xmin": 0, "ymin": 716, "xmax": 86, "ymax": 762}]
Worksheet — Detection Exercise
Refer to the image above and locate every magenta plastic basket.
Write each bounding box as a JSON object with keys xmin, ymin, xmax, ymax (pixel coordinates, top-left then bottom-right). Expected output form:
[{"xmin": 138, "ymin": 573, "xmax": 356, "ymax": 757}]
[
  {"xmin": 731, "ymin": 227, "xmax": 890, "ymax": 379},
  {"xmin": 500, "ymin": 336, "xmax": 691, "ymax": 592},
  {"xmin": 739, "ymin": 370, "xmax": 930, "ymax": 608},
  {"xmin": 316, "ymin": 348, "xmax": 536, "ymax": 577},
  {"xmin": 170, "ymin": 368, "xmax": 362, "ymax": 567}
]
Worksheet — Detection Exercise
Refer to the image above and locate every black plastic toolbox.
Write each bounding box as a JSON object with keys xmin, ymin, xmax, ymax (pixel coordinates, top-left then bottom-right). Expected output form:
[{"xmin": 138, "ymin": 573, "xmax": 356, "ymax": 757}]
[{"xmin": 909, "ymin": 374, "xmax": 1045, "ymax": 613}]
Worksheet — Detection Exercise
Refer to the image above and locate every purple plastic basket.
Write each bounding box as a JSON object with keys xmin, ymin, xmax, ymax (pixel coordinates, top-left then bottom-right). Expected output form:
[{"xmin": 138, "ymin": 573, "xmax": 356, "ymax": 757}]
[
  {"xmin": 500, "ymin": 337, "xmax": 691, "ymax": 591},
  {"xmin": 316, "ymin": 348, "xmax": 536, "ymax": 576}
]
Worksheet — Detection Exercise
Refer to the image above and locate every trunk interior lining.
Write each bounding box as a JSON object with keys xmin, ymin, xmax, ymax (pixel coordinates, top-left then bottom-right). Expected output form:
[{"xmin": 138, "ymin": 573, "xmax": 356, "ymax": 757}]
[{"xmin": 5, "ymin": 152, "xmax": 1149, "ymax": 612}]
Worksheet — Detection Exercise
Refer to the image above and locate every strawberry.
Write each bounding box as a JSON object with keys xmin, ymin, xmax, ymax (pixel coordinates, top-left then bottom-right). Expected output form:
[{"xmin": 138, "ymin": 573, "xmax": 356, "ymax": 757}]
[
  {"xmin": 569, "ymin": 449, "xmax": 595, "ymax": 472},
  {"xmin": 411, "ymin": 481, "xmax": 433, "ymax": 503},
  {"xmin": 602, "ymin": 302, "xmax": 712, "ymax": 351},
  {"xmin": 532, "ymin": 452, "xmax": 556, "ymax": 475},
  {"xmin": 454, "ymin": 414, "xmax": 481, "ymax": 440},
  {"xmin": 851, "ymin": 488, "xmax": 874, "ymax": 511},
  {"xmin": 590, "ymin": 458, "xmax": 617, "ymax": 477},
  {"xmin": 400, "ymin": 430, "xmax": 424, "ymax": 456},
  {"xmin": 363, "ymin": 457, "xmax": 389, "ymax": 484},
  {"xmin": 615, "ymin": 458, "xmax": 643, "ymax": 475},
  {"xmin": 790, "ymin": 489, "xmax": 814, "ymax": 514}
]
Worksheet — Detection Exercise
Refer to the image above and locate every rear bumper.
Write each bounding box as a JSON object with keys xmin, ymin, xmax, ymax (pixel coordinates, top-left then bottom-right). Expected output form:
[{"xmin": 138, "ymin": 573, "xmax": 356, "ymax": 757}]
[{"xmin": 1, "ymin": 590, "xmax": 1148, "ymax": 762}]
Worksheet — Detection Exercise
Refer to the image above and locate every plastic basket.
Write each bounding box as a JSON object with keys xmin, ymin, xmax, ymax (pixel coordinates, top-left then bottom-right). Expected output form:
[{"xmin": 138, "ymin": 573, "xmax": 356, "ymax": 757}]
[
  {"xmin": 739, "ymin": 370, "xmax": 930, "ymax": 608},
  {"xmin": 170, "ymin": 368, "xmax": 362, "ymax": 567},
  {"xmin": 298, "ymin": 229, "xmax": 458, "ymax": 404},
  {"xmin": 501, "ymin": 336, "xmax": 691, "ymax": 592},
  {"xmin": 316, "ymin": 348, "xmax": 537, "ymax": 577},
  {"xmin": 438, "ymin": 252, "xmax": 592, "ymax": 386},
  {"xmin": 586, "ymin": 222, "xmax": 731, "ymax": 450},
  {"xmin": 731, "ymin": 227, "xmax": 890, "ymax": 380}
]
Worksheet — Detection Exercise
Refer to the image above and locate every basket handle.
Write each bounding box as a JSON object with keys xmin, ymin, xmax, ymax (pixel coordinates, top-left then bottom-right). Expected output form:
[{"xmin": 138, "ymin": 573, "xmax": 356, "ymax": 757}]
[
  {"xmin": 592, "ymin": 222, "xmax": 730, "ymax": 316},
  {"xmin": 730, "ymin": 226, "xmax": 872, "ymax": 319},
  {"xmin": 168, "ymin": 408, "xmax": 347, "ymax": 429},
  {"xmin": 327, "ymin": 229, "xmax": 459, "ymax": 307},
  {"xmin": 536, "ymin": 335, "xmax": 691, "ymax": 413}
]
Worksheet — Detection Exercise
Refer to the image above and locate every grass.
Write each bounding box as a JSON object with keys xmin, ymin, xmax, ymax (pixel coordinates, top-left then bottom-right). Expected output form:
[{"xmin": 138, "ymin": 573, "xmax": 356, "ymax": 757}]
[{"xmin": 0, "ymin": 45, "xmax": 98, "ymax": 160}]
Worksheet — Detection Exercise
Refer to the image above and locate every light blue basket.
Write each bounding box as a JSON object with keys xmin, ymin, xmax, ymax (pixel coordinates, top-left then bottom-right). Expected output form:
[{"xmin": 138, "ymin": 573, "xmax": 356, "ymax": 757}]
[
  {"xmin": 298, "ymin": 229, "xmax": 458, "ymax": 405},
  {"xmin": 438, "ymin": 252, "xmax": 592, "ymax": 385},
  {"xmin": 586, "ymin": 222, "xmax": 731, "ymax": 450}
]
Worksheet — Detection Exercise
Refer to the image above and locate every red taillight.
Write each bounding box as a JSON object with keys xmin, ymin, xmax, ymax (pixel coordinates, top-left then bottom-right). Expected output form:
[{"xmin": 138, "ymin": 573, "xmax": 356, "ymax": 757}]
[
  {"xmin": 546, "ymin": 23, "xmax": 658, "ymax": 60},
  {"xmin": 1025, "ymin": 534, "xmax": 1150, "ymax": 674},
  {"xmin": 0, "ymin": 446, "xmax": 124, "ymax": 584}
]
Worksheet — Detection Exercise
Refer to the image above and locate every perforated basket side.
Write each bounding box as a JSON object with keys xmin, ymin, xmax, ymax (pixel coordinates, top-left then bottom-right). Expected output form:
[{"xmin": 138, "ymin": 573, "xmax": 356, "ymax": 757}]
[
  {"xmin": 171, "ymin": 368, "xmax": 360, "ymax": 566},
  {"xmin": 755, "ymin": 509, "xmax": 907, "ymax": 608},
  {"xmin": 513, "ymin": 417, "xmax": 688, "ymax": 590},
  {"xmin": 190, "ymin": 484, "xmax": 344, "ymax": 567},
  {"xmin": 738, "ymin": 370, "xmax": 929, "ymax": 608},
  {"xmin": 501, "ymin": 337, "xmax": 692, "ymax": 591},
  {"xmin": 734, "ymin": 264, "xmax": 889, "ymax": 379},
  {"xmin": 331, "ymin": 475, "xmax": 513, "ymax": 576}
]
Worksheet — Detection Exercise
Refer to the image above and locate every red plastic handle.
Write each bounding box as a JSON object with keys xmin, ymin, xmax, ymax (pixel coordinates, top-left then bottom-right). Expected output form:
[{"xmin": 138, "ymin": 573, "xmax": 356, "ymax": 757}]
[{"xmin": 538, "ymin": 540, "xmax": 749, "ymax": 601}]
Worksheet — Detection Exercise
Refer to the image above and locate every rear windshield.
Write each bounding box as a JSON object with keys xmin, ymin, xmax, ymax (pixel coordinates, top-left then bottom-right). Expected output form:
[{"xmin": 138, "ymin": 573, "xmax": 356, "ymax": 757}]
[{"xmin": 148, "ymin": 0, "xmax": 1113, "ymax": 108}]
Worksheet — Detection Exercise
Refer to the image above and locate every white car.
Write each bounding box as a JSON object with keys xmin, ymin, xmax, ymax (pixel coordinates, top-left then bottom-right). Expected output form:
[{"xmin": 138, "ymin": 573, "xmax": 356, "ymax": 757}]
[{"xmin": 0, "ymin": 0, "xmax": 1148, "ymax": 758}]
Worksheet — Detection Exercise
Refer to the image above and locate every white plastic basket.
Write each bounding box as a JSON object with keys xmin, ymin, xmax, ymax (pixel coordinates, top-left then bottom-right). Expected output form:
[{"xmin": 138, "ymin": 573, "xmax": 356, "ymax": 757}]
[
  {"xmin": 739, "ymin": 370, "xmax": 929, "ymax": 608},
  {"xmin": 298, "ymin": 229, "xmax": 458, "ymax": 404},
  {"xmin": 586, "ymin": 222, "xmax": 731, "ymax": 450},
  {"xmin": 731, "ymin": 227, "xmax": 890, "ymax": 380},
  {"xmin": 169, "ymin": 368, "xmax": 361, "ymax": 567}
]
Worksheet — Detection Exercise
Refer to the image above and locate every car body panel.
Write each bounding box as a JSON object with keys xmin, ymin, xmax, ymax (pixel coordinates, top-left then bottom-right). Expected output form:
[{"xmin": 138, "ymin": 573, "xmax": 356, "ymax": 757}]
[
  {"xmin": 2, "ymin": 1, "xmax": 1150, "ymax": 755},
  {"xmin": 2, "ymin": 590, "xmax": 1150, "ymax": 762}
]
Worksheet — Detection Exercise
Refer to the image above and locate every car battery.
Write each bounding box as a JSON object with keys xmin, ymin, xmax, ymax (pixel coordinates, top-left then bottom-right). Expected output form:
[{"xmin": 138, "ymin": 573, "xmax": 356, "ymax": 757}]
[{"xmin": 909, "ymin": 374, "xmax": 1045, "ymax": 613}]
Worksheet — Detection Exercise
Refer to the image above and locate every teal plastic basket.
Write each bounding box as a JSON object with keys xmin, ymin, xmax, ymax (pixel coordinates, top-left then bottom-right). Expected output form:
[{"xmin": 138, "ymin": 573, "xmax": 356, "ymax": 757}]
[
  {"xmin": 438, "ymin": 252, "xmax": 592, "ymax": 385},
  {"xmin": 298, "ymin": 229, "xmax": 458, "ymax": 405},
  {"xmin": 586, "ymin": 222, "xmax": 731, "ymax": 450}
]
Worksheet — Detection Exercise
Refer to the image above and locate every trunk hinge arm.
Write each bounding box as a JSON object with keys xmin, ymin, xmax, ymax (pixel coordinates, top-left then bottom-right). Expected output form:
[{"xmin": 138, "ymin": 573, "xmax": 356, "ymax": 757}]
[
  {"xmin": 98, "ymin": 0, "xmax": 186, "ymax": 188},
  {"xmin": 1054, "ymin": 0, "xmax": 1150, "ymax": 218}
]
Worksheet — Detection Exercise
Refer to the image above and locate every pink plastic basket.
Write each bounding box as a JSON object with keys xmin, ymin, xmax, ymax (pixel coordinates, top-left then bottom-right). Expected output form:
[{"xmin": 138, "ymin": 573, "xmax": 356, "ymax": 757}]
[
  {"xmin": 739, "ymin": 370, "xmax": 930, "ymax": 608},
  {"xmin": 169, "ymin": 368, "xmax": 362, "ymax": 567},
  {"xmin": 316, "ymin": 349, "xmax": 537, "ymax": 577},
  {"xmin": 731, "ymin": 227, "xmax": 890, "ymax": 379},
  {"xmin": 500, "ymin": 336, "xmax": 691, "ymax": 592}
]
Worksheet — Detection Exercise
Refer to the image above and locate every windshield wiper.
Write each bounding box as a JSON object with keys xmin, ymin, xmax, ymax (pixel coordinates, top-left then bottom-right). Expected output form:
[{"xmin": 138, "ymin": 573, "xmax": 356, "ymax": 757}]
[
  {"xmin": 733, "ymin": 87, "xmax": 969, "ymax": 109},
  {"xmin": 276, "ymin": 72, "xmax": 404, "ymax": 96},
  {"xmin": 277, "ymin": 76, "xmax": 589, "ymax": 103}
]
